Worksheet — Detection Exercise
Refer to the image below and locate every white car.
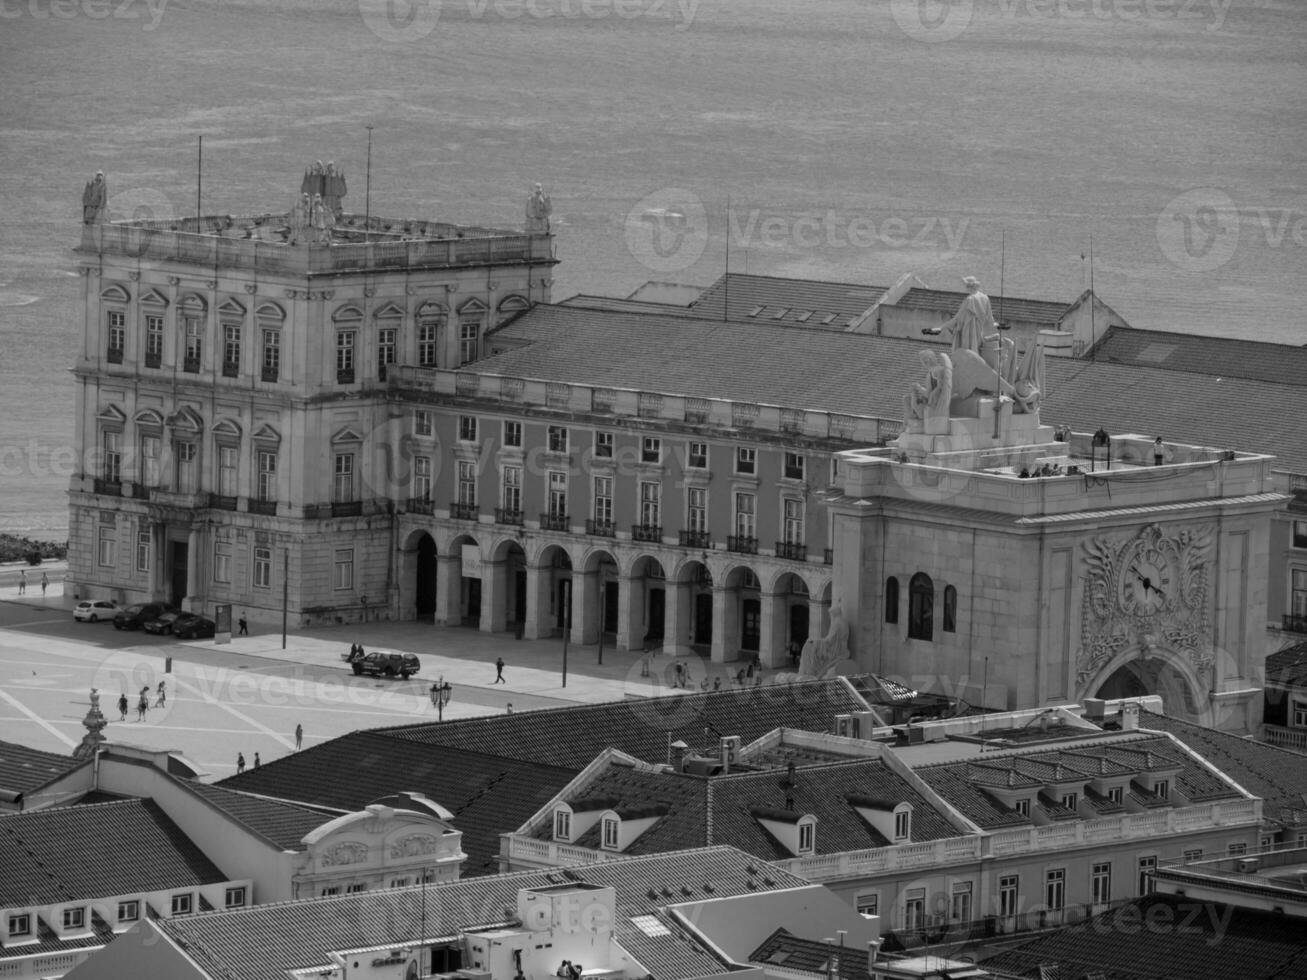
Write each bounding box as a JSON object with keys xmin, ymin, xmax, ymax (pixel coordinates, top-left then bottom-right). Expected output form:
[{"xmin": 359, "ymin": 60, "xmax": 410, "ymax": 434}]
[{"xmin": 73, "ymin": 599, "xmax": 119, "ymax": 623}]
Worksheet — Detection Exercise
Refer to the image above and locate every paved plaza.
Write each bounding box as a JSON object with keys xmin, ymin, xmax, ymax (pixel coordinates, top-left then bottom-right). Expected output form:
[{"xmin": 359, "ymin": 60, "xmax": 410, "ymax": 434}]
[{"xmin": 0, "ymin": 562, "xmax": 780, "ymax": 780}]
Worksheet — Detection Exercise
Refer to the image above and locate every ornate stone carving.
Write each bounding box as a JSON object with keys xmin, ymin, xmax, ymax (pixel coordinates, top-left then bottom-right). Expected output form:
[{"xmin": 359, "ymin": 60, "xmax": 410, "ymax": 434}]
[
  {"xmin": 82, "ymin": 172, "xmax": 107, "ymax": 224},
  {"xmin": 128, "ymin": 271, "xmax": 141, "ymax": 281},
  {"xmin": 204, "ymin": 280, "xmax": 217, "ymax": 290},
  {"xmin": 445, "ymin": 284, "xmax": 459, "ymax": 294},
  {"xmin": 283, "ymin": 289, "xmax": 298, "ymax": 299},
  {"xmin": 1076, "ymin": 522, "xmax": 1214, "ymax": 689},
  {"xmin": 244, "ymin": 284, "xmax": 258, "ymax": 294},
  {"xmin": 321, "ymin": 842, "xmax": 369, "ymax": 867},
  {"xmin": 389, "ymin": 834, "xmax": 440, "ymax": 859},
  {"xmin": 168, "ymin": 276, "xmax": 181, "ymax": 286},
  {"xmin": 364, "ymin": 287, "xmax": 376, "ymax": 298}
]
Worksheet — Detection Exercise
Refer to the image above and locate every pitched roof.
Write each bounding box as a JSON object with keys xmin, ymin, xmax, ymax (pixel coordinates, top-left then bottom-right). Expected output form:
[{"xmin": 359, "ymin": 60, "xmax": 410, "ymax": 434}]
[
  {"xmin": 895, "ymin": 286, "xmax": 1070, "ymax": 325},
  {"xmin": 1094, "ymin": 325, "xmax": 1307, "ymax": 388},
  {"xmin": 0, "ymin": 739, "xmax": 84, "ymax": 801},
  {"xmin": 219, "ymin": 732, "xmax": 577, "ymax": 875},
  {"xmin": 559, "ymin": 294, "xmax": 703, "ymax": 317},
  {"xmin": 0, "ymin": 799, "xmax": 227, "ymax": 905},
  {"xmin": 690, "ymin": 273, "xmax": 885, "ymax": 329},
  {"xmin": 750, "ymin": 928, "xmax": 871, "ymax": 980},
  {"xmin": 1140, "ymin": 711, "xmax": 1307, "ymax": 828},
  {"xmin": 179, "ymin": 780, "xmax": 329, "ymax": 851},
  {"xmin": 1266, "ymin": 641, "xmax": 1307, "ymax": 689},
  {"xmin": 381, "ymin": 679, "xmax": 871, "ymax": 769},
  {"xmin": 530, "ymin": 756, "xmax": 960, "ymax": 860},
  {"xmin": 979, "ymin": 893, "xmax": 1307, "ymax": 979},
  {"xmin": 915, "ymin": 734, "xmax": 1240, "ymax": 830},
  {"xmin": 156, "ymin": 846, "xmax": 812, "ymax": 980}
]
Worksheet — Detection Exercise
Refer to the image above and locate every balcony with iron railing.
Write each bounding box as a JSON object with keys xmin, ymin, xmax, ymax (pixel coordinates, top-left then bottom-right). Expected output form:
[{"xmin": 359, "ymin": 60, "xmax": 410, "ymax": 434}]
[
  {"xmin": 261, "ymin": 365, "xmax": 279, "ymax": 383},
  {"xmin": 451, "ymin": 502, "xmax": 479, "ymax": 521},
  {"xmin": 824, "ymin": 547, "xmax": 833, "ymax": 564},
  {"xmin": 331, "ymin": 500, "xmax": 363, "ymax": 517},
  {"xmin": 407, "ymin": 496, "xmax": 434, "ymax": 515},
  {"xmin": 336, "ymin": 368, "xmax": 355, "ymax": 385},
  {"xmin": 586, "ymin": 518, "xmax": 616, "ymax": 537},
  {"xmin": 106, "ymin": 347, "xmax": 123, "ymax": 364},
  {"xmin": 776, "ymin": 541, "xmax": 806, "ymax": 561},
  {"xmin": 144, "ymin": 352, "xmax": 162, "ymax": 369},
  {"xmin": 631, "ymin": 524, "xmax": 662, "ymax": 543},
  {"xmin": 182, "ymin": 356, "xmax": 201, "ymax": 374},
  {"xmin": 1260, "ymin": 724, "xmax": 1307, "ymax": 754},
  {"xmin": 248, "ymin": 499, "xmax": 277, "ymax": 516},
  {"xmin": 495, "ymin": 507, "xmax": 524, "ymax": 526},
  {"xmin": 540, "ymin": 513, "xmax": 570, "ymax": 532},
  {"xmin": 222, "ymin": 362, "xmax": 240, "ymax": 378},
  {"xmin": 93, "ymin": 478, "xmax": 122, "ymax": 497},
  {"xmin": 208, "ymin": 493, "xmax": 239, "ymax": 511},
  {"xmin": 1284, "ymin": 614, "xmax": 1307, "ymax": 634},
  {"xmin": 727, "ymin": 535, "xmax": 758, "ymax": 555},
  {"xmin": 679, "ymin": 529, "xmax": 711, "ymax": 548}
]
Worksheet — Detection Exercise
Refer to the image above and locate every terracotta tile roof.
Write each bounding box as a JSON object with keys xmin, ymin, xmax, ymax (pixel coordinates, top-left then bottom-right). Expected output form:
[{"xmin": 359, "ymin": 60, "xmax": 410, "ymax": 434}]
[
  {"xmin": 0, "ymin": 739, "xmax": 84, "ymax": 800},
  {"xmin": 1140, "ymin": 711, "xmax": 1307, "ymax": 828},
  {"xmin": 1094, "ymin": 325, "xmax": 1307, "ymax": 388},
  {"xmin": 1266, "ymin": 641, "xmax": 1307, "ymax": 689},
  {"xmin": 690, "ymin": 273, "xmax": 885, "ymax": 329},
  {"xmin": 895, "ymin": 287, "xmax": 1070, "ymax": 325},
  {"xmin": 915, "ymin": 734, "xmax": 1240, "ymax": 830},
  {"xmin": 157, "ymin": 846, "xmax": 811, "ymax": 980},
  {"xmin": 382, "ymin": 679, "xmax": 870, "ymax": 770},
  {"xmin": 179, "ymin": 780, "xmax": 329, "ymax": 851},
  {"xmin": 750, "ymin": 927, "xmax": 871, "ymax": 980},
  {"xmin": 979, "ymin": 893, "xmax": 1307, "ymax": 979},
  {"xmin": 0, "ymin": 799, "xmax": 227, "ymax": 906},
  {"xmin": 559, "ymin": 294, "xmax": 703, "ymax": 317},
  {"xmin": 531, "ymin": 756, "xmax": 959, "ymax": 861},
  {"xmin": 478, "ymin": 303, "xmax": 1307, "ymax": 474},
  {"xmin": 0, "ymin": 910, "xmax": 116, "ymax": 962},
  {"xmin": 219, "ymin": 732, "xmax": 578, "ymax": 875}
]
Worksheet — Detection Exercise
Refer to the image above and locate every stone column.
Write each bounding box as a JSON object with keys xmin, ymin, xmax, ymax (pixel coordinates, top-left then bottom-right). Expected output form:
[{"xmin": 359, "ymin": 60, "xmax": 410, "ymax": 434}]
[
  {"xmin": 523, "ymin": 562, "xmax": 553, "ymax": 640},
  {"xmin": 480, "ymin": 559, "xmax": 507, "ymax": 633},
  {"xmin": 434, "ymin": 554, "xmax": 462, "ymax": 626},
  {"xmin": 759, "ymin": 591, "xmax": 788, "ymax": 668},
  {"xmin": 808, "ymin": 597, "xmax": 831, "ymax": 641},
  {"xmin": 185, "ymin": 527, "xmax": 200, "ymax": 611},
  {"xmin": 710, "ymin": 585, "xmax": 737, "ymax": 664},
  {"xmin": 572, "ymin": 569, "xmax": 599, "ymax": 645},
  {"xmin": 616, "ymin": 573, "xmax": 643, "ymax": 652},
  {"xmin": 664, "ymin": 578, "xmax": 693, "ymax": 656}
]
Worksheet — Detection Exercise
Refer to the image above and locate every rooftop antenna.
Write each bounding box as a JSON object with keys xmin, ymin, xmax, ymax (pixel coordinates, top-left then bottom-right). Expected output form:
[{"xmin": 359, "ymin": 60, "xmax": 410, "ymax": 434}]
[
  {"xmin": 723, "ymin": 196, "xmax": 730, "ymax": 321},
  {"xmin": 993, "ymin": 227, "xmax": 1006, "ymax": 439},
  {"xmin": 195, "ymin": 135, "xmax": 203, "ymax": 220},
  {"xmin": 1088, "ymin": 234, "xmax": 1096, "ymax": 360},
  {"xmin": 364, "ymin": 125, "xmax": 374, "ymax": 243}
]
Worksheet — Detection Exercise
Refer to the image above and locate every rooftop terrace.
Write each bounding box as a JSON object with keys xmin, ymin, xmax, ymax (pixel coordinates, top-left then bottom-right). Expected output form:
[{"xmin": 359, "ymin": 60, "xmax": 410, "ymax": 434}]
[{"xmin": 78, "ymin": 212, "xmax": 555, "ymax": 276}]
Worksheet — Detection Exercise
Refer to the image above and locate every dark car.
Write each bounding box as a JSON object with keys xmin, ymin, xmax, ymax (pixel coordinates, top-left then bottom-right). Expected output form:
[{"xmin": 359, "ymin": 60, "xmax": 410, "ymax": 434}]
[
  {"xmin": 113, "ymin": 602, "xmax": 174, "ymax": 630},
  {"xmin": 173, "ymin": 614, "xmax": 216, "ymax": 639},
  {"xmin": 142, "ymin": 611, "xmax": 184, "ymax": 635},
  {"xmin": 352, "ymin": 651, "xmax": 420, "ymax": 679}
]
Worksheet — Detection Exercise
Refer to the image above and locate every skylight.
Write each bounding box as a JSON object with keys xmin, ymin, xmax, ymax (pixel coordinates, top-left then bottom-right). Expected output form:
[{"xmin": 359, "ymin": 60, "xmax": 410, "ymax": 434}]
[{"xmin": 630, "ymin": 915, "xmax": 671, "ymax": 937}]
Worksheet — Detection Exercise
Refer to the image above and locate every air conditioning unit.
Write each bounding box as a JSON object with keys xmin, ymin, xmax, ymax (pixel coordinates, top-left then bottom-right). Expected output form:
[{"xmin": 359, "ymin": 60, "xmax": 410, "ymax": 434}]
[
  {"xmin": 720, "ymin": 736, "xmax": 741, "ymax": 767},
  {"xmin": 1236, "ymin": 858, "xmax": 1260, "ymax": 873},
  {"xmin": 835, "ymin": 714, "xmax": 853, "ymax": 738},
  {"xmin": 854, "ymin": 711, "xmax": 879, "ymax": 737}
]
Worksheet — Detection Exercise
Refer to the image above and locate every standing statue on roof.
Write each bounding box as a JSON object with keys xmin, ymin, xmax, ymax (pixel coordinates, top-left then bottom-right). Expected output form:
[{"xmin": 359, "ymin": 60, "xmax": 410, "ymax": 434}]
[
  {"xmin": 289, "ymin": 191, "xmax": 311, "ymax": 244},
  {"xmin": 322, "ymin": 161, "xmax": 347, "ymax": 216},
  {"xmin": 302, "ymin": 160, "xmax": 325, "ymax": 199},
  {"xmin": 310, "ymin": 192, "xmax": 334, "ymax": 243},
  {"xmin": 82, "ymin": 171, "xmax": 108, "ymax": 224},
  {"xmin": 922, "ymin": 276, "xmax": 1016, "ymax": 412},
  {"xmin": 526, "ymin": 182, "xmax": 552, "ymax": 233}
]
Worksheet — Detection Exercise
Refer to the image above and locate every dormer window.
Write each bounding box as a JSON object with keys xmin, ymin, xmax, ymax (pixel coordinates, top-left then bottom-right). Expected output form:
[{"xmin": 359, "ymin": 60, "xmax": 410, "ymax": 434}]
[
  {"xmin": 171, "ymin": 893, "xmax": 193, "ymax": 916},
  {"xmin": 602, "ymin": 816, "xmax": 620, "ymax": 850},
  {"xmin": 63, "ymin": 907, "xmax": 85, "ymax": 930},
  {"xmin": 554, "ymin": 809, "xmax": 572, "ymax": 841},
  {"xmin": 1155, "ymin": 780, "xmax": 1170, "ymax": 800},
  {"xmin": 1061, "ymin": 792, "xmax": 1078, "ymax": 810},
  {"xmin": 894, "ymin": 806, "xmax": 912, "ymax": 842},
  {"xmin": 1108, "ymin": 787, "xmax": 1123, "ymax": 805},
  {"xmin": 798, "ymin": 819, "xmax": 815, "ymax": 854},
  {"xmin": 1015, "ymin": 798, "xmax": 1031, "ymax": 818},
  {"xmin": 117, "ymin": 900, "xmax": 140, "ymax": 923},
  {"xmin": 8, "ymin": 913, "xmax": 31, "ymax": 937}
]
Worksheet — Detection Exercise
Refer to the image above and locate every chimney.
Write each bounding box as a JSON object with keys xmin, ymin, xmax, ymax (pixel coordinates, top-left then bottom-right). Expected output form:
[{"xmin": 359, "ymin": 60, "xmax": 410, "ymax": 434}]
[
  {"xmin": 669, "ymin": 740, "xmax": 689, "ymax": 771},
  {"xmin": 1121, "ymin": 702, "xmax": 1139, "ymax": 731}
]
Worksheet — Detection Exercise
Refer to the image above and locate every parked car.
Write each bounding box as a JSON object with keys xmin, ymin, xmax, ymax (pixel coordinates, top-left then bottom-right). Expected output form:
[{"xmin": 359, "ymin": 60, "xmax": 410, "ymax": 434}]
[
  {"xmin": 351, "ymin": 651, "xmax": 420, "ymax": 679},
  {"xmin": 142, "ymin": 611, "xmax": 184, "ymax": 635},
  {"xmin": 173, "ymin": 614, "xmax": 216, "ymax": 639},
  {"xmin": 73, "ymin": 599, "xmax": 119, "ymax": 623},
  {"xmin": 113, "ymin": 602, "xmax": 174, "ymax": 630}
]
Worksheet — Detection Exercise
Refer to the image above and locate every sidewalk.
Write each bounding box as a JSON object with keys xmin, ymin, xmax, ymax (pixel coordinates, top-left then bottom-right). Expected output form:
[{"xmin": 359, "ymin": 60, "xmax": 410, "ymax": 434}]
[{"xmin": 1, "ymin": 574, "xmax": 781, "ymax": 708}]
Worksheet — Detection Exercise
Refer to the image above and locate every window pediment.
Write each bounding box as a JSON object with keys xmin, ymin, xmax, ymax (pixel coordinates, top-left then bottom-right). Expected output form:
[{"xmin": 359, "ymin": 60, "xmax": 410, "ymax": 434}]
[
  {"xmin": 133, "ymin": 408, "xmax": 165, "ymax": 428},
  {"xmin": 331, "ymin": 426, "xmax": 363, "ymax": 445},
  {"xmin": 217, "ymin": 297, "xmax": 247, "ymax": 319},
  {"xmin": 252, "ymin": 423, "xmax": 281, "ymax": 444},
  {"xmin": 416, "ymin": 300, "xmax": 447, "ymax": 318},
  {"xmin": 373, "ymin": 301, "xmax": 405, "ymax": 320},
  {"xmin": 140, "ymin": 288, "xmax": 169, "ymax": 308},
  {"xmin": 332, "ymin": 304, "xmax": 364, "ymax": 324},
  {"xmin": 167, "ymin": 407, "xmax": 204, "ymax": 433},
  {"xmin": 497, "ymin": 295, "xmax": 530, "ymax": 312},
  {"xmin": 457, "ymin": 297, "xmax": 488, "ymax": 315},
  {"xmin": 178, "ymin": 293, "xmax": 207, "ymax": 314},
  {"xmin": 212, "ymin": 418, "xmax": 242, "ymax": 440},
  {"xmin": 100, "ymin": 284, "xmax": 130, "ymax": 304},
  {"xmin": 97, "ymin": 404, "xmax": 127, "ymax": 426},
  {"xmin": 255, "ymin": 301, "xmax": 286, "ymax": 322}
]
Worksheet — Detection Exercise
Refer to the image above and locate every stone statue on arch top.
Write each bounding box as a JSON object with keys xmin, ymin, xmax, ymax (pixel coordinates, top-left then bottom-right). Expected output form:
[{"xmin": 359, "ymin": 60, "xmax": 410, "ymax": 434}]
[
  {"xmin": 82, "ymin": 171, "xmax": 108, "ymax": 224},
  {"xmin": 903, "ymin": 348, "xmax": 953, "ymax": 434},
  {"xmin": 797, "ymin": 601, "xmax": 852, "ymax": 679},
  {"xmin": 922, "ymin": 275, "xmax": 1016, "ymax": 411},
  {"xmin": 322, "ymin": 161, "xmax": 347, "ymax": 216},
  {"xmin": 526, "ymin": 182, "xmax": 552, "ymax": 233}
]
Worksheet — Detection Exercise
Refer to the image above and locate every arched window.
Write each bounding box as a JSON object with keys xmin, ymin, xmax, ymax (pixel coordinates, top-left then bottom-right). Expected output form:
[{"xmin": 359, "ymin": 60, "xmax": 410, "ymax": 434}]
[
  {"xmin": 908, "ymin": 572, "xmax": 934, "ymax": 641},
  {"xmin": 885, "ymin": 576, "xmax": 899, "ymax": 624},
  {"xmin": 943, "ymin": 585, "xmax": 958, "ymax": 633}
]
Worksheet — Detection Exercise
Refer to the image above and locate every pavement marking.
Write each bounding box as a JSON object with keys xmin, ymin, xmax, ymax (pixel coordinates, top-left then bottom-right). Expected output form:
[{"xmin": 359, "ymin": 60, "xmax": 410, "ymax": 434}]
[
  {"xmin": 170, "ymin": 674, "xmax": 297, "ymax": 750},
  {"xmin": 0, "ymin": 687, "xmax": 77, "ymax": 748},
  {"xmin": 5, "ymin": 617, "xmax": 79, "ymax": 628}
]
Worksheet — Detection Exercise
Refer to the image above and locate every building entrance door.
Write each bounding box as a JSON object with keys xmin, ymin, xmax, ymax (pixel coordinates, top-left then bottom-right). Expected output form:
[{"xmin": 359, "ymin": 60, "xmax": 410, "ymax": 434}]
[
  {"xmin": 646, "ymin": 587, "xmax": 665, "ymax": 642},
  {"xmin": 741, "ymin": 598, "xmax": 760, "ymax": 651},
  {"xmin": 602, "ymin": 581, "xmax": 619, "ymax": 634},
  {"xmin": 169, "ymin": 541, "xmax": 188, "ymax": 607},
  {"xmin": 464, "ymin": 578, "xmax": 481, "ymax": 625},
  {"xmin": 415, "ymin": 536, "xmax": 437, "ymax": 619},
  {"xmin": 694, "ymin": 592, "xmax": 713, "ymax": 646}
]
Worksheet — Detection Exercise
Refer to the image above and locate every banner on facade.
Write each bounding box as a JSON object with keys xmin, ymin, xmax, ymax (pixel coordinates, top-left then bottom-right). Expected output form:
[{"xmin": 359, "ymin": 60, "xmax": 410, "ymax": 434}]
[
  {"xmin": 214, "ymin": 603, "xmax": 232, "ymax": 645},
  {"xmin": 461, "ymin": 544, "xmax": 482, "ymax": 579}
]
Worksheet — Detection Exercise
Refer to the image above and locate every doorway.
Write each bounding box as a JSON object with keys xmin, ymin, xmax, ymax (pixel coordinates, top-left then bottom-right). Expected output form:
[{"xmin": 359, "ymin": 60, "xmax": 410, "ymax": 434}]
[
  {"xmin": 741, "ymin": 598, "xmax": 760, "ymax": 651},
  {"xmin": 169, "ymin": 541, "xmax": 188, "ymax": 607}
]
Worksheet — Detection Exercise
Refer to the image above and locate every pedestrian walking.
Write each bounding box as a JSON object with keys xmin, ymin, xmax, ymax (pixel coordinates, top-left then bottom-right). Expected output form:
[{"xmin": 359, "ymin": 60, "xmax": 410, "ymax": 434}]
[
  {"xmin": 237, "ymin": 752, "xmax": 245, "ymax": 774},
  {"xmin": 137, "ymin": 690, "xmax": 149, "ymax": 721},
  {"xmin": 156, "ymin": 680, "xmax": 166, "ymax": 706},
  {"xmin": 295, "ymin": 723, "xmax": 303, "ymax": 750},
  {"xmin": 506, "ymin": 702, "xmax": 514, "ymax": 715},
  {"xmin": 238, "ymin": 612, "xmax": 248, "ymax": 635},
  {"xmin": 17, "ymin": 570, "xmax": 25, "ymax": 595},
  {"xmin": 253, "ymin": 752, "xmax": 261, "ymax": 768},
  {"xmin": 494, "ymin": 657, "xmax": 506, "ymax": 683},
  {"xmin": 40, "ymin": 572, "xmax": 48, "ymax": 595},
  {"xmin": 117, "ymin": 693, "xmax": 128, "ymax": 721}
]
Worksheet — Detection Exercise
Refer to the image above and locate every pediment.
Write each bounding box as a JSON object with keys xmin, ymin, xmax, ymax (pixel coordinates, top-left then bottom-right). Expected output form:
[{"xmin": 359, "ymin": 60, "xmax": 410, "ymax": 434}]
[
  {"xmin": 416, "ymin": 300, "xmax": 447, "ymax": 318},
  {"xmin": 331, "ymin": 304, "xmax": 364, "ymax": 323},
  {"xmin": 167, "ymin": 407, "xmax": 204, "ymax": 433},
  {"xmin": 457, "ymin": 297, "xmax": 488, "ymax": 315},
  {"xmin": 96, "ymin": 403, "xmax": 127, "ymax": 425},
  {"xmin": 139, "ymin": 288, "xmax": 169, "ymax": 308},
  {"xmin": 133, "ymin": 408, "xmax": 165, "ymax": 428},
  {"xmin": 255, "ymin": 301, "xmax": 286, "ymax": 321},
  {"xmin": 497, "ymin": 294, "xmax": 530, "ymax": 312},
  {"xmin": 212, "ymin": 417, "xmax": 242, "ymax": 439},
  {"xmin": 100, "ymin": 283, "xmax": 130, "ymax": 304},
  {"xmin": 331, "ymin": 425, "xmax": 363, "ymax": 445},
  {"xmin": 178, "ymin": 293, "xmax": 207, "ymax": 314},
  {"xmin": 373, "ymin": 301, "xmax": 405, "ymax": 320},
  {"xmin": 252, "ymin": 423, "xmax": 281, "ymax": 444},
  {"xmin": 217, "ymin": 297, "xmax": 247, "ymax": 319}
]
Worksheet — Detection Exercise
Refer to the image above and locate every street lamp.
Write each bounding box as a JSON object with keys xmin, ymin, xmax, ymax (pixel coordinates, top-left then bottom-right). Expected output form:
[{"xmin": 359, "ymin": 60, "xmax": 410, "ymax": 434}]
[{"xmin": 430, "ymin": 676, "xmax": 452, "ymax": 721}]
